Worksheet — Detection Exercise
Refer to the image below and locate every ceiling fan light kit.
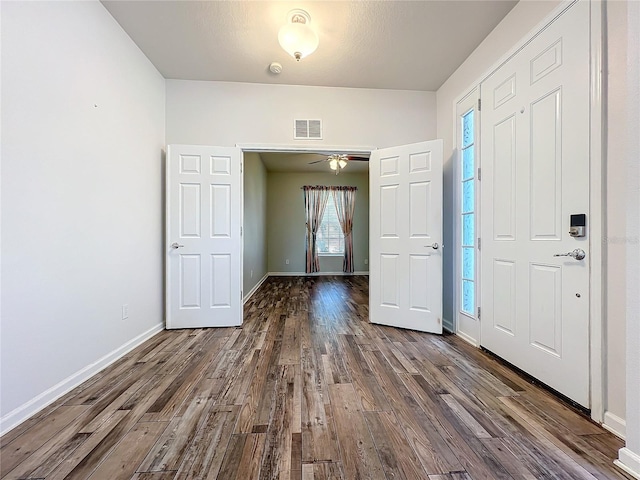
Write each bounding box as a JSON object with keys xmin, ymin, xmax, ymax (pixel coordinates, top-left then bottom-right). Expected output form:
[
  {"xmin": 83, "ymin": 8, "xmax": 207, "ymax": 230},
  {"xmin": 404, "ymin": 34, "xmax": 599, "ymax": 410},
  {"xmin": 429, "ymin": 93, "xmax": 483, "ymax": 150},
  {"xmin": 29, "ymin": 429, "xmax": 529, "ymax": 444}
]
[
  {"xmin": 278, "ymin": 9, "xmax": 319, "ymax": 61},
  {"xmin": 328, "ymin": 154, "xmax": 348, "ymax": 174},
  {"xmin": 308, "ymin": 154, "xmax": 369, "ymax": 174}
]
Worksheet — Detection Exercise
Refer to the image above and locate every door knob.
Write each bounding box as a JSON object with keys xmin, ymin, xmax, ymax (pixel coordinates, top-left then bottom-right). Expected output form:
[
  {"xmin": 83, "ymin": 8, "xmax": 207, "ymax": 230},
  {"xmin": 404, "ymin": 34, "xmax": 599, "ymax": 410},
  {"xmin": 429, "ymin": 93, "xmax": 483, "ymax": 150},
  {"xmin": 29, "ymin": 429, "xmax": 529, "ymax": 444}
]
[
  {"xmin": 425, "ymin": 242, "xmax": 439, "ymax": 250},
  {"xmin": 171, "ymin": 242, "xmax": 184, "ymax": 249},
  {"xmin": 554, "ymin": 248, "xmax": 586, "ymax": 260}
]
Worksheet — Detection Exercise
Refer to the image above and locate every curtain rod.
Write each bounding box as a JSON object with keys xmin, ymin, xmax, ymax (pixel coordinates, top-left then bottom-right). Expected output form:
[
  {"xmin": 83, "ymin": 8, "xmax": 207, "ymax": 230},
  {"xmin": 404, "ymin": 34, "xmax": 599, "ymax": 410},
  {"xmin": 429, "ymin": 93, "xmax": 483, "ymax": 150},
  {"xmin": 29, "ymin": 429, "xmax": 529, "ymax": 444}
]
[{"xmin": 300, "ymin": 185, "xmax": 357, "ymax": 190}]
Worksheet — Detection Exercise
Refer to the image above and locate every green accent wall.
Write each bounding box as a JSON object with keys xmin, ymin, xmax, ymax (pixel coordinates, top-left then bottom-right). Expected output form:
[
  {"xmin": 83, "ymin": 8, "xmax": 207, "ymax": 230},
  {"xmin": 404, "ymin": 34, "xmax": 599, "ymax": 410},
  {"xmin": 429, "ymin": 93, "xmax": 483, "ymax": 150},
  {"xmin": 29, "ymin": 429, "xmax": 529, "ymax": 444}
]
[
  {"xmin": 266, "ymin": 172, "xmax": 369, "ymax": 274},
  {"xmin": 243, "ymin": 153, "xmax": 268, "ymax": 295}
]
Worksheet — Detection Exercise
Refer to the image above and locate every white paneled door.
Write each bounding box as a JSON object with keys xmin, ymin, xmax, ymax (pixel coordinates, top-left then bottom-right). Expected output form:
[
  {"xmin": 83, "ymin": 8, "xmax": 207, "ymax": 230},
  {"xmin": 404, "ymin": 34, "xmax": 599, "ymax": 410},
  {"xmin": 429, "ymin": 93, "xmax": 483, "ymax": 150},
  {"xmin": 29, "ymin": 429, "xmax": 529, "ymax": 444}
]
[
  {"xmin": 480, "ymin": 1, "xmax": 590, "ymax": 406},
  {"xmin": 370, "ymin": 140, "xmax": 443, "ymax": 333},
  {"xmin": 166, "ymin": 145, "xmax": 242, "ymax": 329}
]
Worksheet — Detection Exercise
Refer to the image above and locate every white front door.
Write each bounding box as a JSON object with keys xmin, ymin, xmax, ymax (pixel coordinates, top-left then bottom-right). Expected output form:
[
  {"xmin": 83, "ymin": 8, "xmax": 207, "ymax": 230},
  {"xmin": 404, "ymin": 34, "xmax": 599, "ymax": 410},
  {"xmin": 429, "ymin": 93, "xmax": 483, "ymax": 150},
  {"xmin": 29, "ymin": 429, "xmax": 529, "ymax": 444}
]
[
  {"xmin": 166, "ymin": 145, "xmax": 242, "ymax": 329},
  {"xmin": 480, "ymin": 1, "xmax": 590, "ymax": 406},
  {"xmin": 370, "ymin": 140, "xmax": 443, "ymax": 333}
]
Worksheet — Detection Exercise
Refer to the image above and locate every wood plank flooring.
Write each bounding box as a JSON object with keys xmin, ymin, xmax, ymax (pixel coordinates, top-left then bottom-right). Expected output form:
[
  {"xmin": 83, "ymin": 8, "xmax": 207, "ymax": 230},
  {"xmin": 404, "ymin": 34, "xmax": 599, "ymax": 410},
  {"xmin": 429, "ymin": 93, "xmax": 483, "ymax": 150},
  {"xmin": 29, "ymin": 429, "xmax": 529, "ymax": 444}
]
[{"xmin": 0, "ymin": 276, "xmax": 630, "ymax": 480}]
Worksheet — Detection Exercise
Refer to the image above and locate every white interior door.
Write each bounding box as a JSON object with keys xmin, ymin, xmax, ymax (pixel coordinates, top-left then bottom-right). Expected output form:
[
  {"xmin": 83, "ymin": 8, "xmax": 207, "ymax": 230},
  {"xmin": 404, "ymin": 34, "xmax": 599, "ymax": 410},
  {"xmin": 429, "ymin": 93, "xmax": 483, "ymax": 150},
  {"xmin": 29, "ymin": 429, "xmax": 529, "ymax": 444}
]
[
  {"xmin": 370, "ymin": 140, "xmax": 443, "ymax": 333},
  {"xmin": 480, "ymin": 1, "xmax": 590, "ymax": 406},
  {"xmin": 166, "ymin": 144, "xmax": 242, "ymax": 329}
]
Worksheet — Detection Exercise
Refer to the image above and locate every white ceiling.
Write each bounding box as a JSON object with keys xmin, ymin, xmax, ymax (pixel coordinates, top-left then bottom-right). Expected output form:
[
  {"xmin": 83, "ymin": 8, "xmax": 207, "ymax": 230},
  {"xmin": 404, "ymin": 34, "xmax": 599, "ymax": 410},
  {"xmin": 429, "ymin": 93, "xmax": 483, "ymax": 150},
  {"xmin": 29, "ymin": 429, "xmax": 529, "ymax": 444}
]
[
  {"xmin": 101, "ymin": 0, "xmax": 518, "ymax": 92},
  {"xmin": 259, "ymin": 152, "xmax": 369, "ymax": 174}
]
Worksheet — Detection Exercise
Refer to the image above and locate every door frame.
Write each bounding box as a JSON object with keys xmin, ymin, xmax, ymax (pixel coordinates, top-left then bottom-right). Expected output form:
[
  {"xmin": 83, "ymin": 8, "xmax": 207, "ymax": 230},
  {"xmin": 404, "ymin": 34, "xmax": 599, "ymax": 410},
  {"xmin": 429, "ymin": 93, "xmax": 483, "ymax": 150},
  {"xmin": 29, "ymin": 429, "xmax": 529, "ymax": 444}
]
[
  {"xmin": 238, "ymin": 144, "xmax": 376, "ymax": 163},
  {"xmin": 236, "ymin": 142, "xmax": 376, "ymax": 282},
  {"xmin": 449, "ymin": 0, "xmax": 604, "ymax": 422}
]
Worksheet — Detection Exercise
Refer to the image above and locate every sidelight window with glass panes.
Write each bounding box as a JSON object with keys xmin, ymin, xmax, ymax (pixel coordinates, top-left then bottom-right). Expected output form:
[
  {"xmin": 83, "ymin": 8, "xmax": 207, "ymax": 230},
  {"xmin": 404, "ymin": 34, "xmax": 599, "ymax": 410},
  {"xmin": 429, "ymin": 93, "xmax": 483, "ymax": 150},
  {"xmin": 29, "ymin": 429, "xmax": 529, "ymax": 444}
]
[{"xmin": 460, "ymin": 110, "xmax": 475, "ymax": 316}]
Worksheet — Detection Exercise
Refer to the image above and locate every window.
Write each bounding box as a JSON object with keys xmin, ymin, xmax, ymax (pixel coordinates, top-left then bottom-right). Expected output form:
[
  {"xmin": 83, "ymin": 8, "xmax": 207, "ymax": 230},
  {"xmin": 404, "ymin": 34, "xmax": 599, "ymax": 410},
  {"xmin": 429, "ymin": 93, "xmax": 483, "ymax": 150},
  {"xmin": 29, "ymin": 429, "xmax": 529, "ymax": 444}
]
[
  {"xmin": 460, "ymin": 109, "xmax": 476, "ymax": 316},
  {"xmin": 317, "ymin": 196, "xmax": 344, "ymax": 254}
]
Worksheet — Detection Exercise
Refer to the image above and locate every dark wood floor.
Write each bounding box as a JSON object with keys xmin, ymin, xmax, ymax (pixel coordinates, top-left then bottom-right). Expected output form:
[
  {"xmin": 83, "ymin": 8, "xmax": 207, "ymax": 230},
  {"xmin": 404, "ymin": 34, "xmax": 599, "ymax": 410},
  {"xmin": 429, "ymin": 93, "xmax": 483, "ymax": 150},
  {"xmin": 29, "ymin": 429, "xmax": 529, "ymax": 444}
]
[{"xmin": 0, "ymin": 276, "xmax": 629, "ymax": 480}]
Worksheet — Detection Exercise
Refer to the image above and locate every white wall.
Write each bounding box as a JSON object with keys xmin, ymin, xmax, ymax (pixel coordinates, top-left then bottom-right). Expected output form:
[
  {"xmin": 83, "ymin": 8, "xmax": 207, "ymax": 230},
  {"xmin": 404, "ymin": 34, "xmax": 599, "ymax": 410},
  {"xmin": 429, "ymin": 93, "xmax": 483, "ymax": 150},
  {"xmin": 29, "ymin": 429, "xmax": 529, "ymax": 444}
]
[
  {"xmin": 618, "ymin": 1, "xmax": 640, "ymax": 476},
  {"xmin": 436, "ymin": 0, "xmax": 562, "ymax": 336},
  {"xmin": 243, "ymin": 153, "xmax": 268, "ymax": 297},
  {"xmin": 0, "ymin": 1, "xmax": 165, "ymax": 433},
  {"xmin": 166, "ymin": 80, "xmax": 436, "ymax": 148},
  {"xmin": 605, "ymin": 0, "xmax": 630, "ymax": 436}
]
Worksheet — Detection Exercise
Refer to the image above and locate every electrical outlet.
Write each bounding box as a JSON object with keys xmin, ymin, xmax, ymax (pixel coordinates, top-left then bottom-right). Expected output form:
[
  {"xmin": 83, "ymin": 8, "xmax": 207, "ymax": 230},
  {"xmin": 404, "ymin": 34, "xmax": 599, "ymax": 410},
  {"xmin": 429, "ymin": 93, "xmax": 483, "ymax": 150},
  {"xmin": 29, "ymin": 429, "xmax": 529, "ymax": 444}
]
[
  {"xmin": 250, "ymin": 270, "xmax": 254, "ymax": 278},
  {"xmin": 122, "ymin": 304, "xmax": 129, "ymax": 320},
  {"xmin": 364, "ymin": 259, "xmax": 368, "ymax": 265},
  {"xmin": 285, "ymin": 259, "xmax": 290, "ymax": 265}
]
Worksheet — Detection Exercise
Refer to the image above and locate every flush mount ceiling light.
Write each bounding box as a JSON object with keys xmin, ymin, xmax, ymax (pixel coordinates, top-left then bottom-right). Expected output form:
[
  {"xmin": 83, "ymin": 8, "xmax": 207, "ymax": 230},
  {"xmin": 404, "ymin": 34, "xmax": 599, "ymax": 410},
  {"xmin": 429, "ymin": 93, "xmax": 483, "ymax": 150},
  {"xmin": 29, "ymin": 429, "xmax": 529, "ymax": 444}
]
[{"xmin": 278, "ymin": 9, "xmax": 319, "ymax": 62}]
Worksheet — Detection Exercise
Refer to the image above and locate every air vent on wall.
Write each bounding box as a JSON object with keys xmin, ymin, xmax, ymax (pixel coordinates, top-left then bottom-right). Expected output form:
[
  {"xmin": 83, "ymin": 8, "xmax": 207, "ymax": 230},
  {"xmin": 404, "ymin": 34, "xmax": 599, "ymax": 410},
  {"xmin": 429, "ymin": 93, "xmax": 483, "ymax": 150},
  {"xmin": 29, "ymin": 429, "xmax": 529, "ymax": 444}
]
[{"xmin": 294, "ymin": 119, "xmax": 322, "ymax": 140}]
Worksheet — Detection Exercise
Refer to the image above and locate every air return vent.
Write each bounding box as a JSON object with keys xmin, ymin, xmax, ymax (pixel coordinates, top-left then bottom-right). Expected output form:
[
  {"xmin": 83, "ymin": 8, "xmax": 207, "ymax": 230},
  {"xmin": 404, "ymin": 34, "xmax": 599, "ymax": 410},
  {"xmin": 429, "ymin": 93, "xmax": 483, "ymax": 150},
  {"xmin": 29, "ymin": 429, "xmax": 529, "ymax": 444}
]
[{"xmin": 294, "ymin": 119, "xmax": 322, "ymax": 139}]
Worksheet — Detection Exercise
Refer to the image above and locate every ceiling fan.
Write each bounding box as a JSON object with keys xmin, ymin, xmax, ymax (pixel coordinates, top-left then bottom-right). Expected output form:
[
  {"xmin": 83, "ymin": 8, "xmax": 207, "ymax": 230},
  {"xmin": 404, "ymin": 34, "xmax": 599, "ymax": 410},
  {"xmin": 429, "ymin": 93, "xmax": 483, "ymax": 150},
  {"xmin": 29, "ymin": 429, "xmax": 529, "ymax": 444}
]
[{"xmin": 308, "ymin": 153, "xmax": 369, "ymax": 175}]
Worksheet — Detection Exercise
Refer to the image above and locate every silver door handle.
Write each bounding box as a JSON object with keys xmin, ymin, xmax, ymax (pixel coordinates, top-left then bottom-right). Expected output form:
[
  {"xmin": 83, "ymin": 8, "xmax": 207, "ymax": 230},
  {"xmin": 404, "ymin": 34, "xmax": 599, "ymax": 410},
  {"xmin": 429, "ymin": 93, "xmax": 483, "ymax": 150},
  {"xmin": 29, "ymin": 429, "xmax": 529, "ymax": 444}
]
[
  {"xmin": 554, "ymin": 248, "xmax": 586, "ymax": 260},
  {"xmin": 171, "ymin": 242, "xmax": 184, "ymax": 249},
  {"xmin": 425, "ymin": 242, "xmax": 439, "ymax": 250}
]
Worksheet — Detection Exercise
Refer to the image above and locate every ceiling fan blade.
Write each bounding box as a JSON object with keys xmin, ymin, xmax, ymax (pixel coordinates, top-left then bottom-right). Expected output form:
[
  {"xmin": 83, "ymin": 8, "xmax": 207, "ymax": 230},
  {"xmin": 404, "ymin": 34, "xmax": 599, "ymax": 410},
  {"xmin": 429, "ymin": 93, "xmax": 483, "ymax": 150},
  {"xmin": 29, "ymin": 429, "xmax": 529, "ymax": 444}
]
[
  {"xmin": 308, "ymin": 160, "xmax": 326, "ymax": 164},
  {"xmin": 347, "ymin": 156, "xmax": 369, "ymax": 161}
]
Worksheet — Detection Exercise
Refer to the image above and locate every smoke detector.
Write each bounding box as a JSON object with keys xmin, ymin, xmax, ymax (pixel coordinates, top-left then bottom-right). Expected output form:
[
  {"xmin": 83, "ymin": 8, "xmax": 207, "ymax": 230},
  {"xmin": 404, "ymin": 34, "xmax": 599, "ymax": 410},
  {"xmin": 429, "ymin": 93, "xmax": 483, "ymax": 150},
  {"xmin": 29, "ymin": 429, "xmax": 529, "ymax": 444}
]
[{"xmin": 269, "ymin": 62, "xmax": 283, "ymax": 74}]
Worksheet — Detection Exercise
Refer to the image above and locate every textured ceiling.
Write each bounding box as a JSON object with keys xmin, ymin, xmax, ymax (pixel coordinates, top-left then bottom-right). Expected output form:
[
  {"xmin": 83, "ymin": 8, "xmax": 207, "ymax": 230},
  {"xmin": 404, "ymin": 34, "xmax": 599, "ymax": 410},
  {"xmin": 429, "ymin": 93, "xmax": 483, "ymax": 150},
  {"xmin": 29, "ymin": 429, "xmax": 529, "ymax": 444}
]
[
  {"xmin": 260, "ymin": 152, "xmax": 369, "ymax": 174},
  {"xmin": 101, "ymin": 0, "xmax": 518, "ymax": 91}
]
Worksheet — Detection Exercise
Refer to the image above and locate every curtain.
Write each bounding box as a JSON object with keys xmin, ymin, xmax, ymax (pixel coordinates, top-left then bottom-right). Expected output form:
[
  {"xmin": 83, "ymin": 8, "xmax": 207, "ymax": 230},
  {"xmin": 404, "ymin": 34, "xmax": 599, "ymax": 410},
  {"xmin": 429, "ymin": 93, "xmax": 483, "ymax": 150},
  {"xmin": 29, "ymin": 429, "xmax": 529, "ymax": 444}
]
[
  {"xmin": 303, "ymin": 186, "xmax": 330, "ymax": 273},
  {"xmin": 332, "ymin": 187, "xmax": 357, "ymax": 273}
]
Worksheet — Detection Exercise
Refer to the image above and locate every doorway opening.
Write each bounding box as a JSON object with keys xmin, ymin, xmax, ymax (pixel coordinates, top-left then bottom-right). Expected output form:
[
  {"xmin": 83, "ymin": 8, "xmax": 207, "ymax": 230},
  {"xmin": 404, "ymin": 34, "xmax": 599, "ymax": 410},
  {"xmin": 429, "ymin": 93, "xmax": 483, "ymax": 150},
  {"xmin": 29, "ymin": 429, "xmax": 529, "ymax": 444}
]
[{"xmin": 241, "ymin": 148, "xmax": 372, "ymax": 304}]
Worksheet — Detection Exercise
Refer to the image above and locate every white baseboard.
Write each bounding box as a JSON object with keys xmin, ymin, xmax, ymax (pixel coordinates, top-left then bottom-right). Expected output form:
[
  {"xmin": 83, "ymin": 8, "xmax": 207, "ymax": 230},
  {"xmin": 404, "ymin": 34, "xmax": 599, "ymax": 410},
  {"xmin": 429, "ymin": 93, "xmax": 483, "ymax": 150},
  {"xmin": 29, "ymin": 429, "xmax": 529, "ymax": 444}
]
[
  {"xmin": 243, "ymin": 273, "xmax": 269, "ymax": 304},
  {"xmin": 615, "ymin": 448, "xmax": 640, "ymax": 479},
  {"xmin": 455, "ymin": 329, "xmax": 479, "ymax": 347},
  {"xmin": 0, "ymin": 323, "xmax": 164, "ymax": 436},
  {"xmin": 268, "ymin": 271, "xmax": 369, "ymax": 276},
  {"xmin": 603, "ymin": 411, "xmax": 626, "ymax": 439},
  {"xmin": 443, "ymin": 317, "xmax": 454, "ymax": 333}
]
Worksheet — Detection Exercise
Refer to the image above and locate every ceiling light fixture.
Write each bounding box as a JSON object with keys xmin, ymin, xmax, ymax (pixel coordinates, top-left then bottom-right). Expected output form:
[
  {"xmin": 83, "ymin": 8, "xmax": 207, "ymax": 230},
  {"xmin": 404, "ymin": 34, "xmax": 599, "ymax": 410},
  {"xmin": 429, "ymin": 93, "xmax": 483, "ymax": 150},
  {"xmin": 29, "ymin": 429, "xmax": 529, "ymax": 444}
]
[
  {"xmin": 328, "ymin": 154, "xmax": 348, "ymax": 175},
  {"xmin": 278, "ymin": 9, "xmax": 319, "ymax": 62}
]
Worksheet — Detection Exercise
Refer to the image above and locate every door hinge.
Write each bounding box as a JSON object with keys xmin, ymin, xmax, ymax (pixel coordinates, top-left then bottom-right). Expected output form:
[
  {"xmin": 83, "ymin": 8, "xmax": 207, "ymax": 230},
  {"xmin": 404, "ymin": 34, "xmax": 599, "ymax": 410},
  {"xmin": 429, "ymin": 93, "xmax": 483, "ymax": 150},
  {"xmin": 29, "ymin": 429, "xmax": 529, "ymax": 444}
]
[
  {"xmin": 241, "ymin": 290, "xmax": 243, "ymax": 300},
  {"xmin": 477, "ymin": 167, "xmax": 481, "ymax": 181},
  {"xmin": 477, "ymin": 306, "xmax": 481, "ymax": 319},
  {"xmin": 240, "ymin": 226, "xmax": 243, "ymax": 236},
  {"xmin": 477, "ymin": 238, "xmax": 481, "ymax": 250},
  {"xmin": 240, "ymin": 163, "xmax": 243, "ymax": 173},
  {"xmin": 478, "ymin": 98, "xmax": 481, "ymax": 111}
]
